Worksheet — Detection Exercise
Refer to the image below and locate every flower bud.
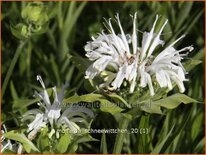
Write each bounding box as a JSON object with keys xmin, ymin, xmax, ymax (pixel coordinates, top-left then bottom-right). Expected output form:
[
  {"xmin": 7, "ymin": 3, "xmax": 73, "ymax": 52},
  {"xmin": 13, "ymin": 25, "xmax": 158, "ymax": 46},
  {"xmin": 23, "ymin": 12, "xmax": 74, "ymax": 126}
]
[
  {"xmin": 10, "ymin": 23, "xmax": 30, "ymax": 40},
  {"xmin": 21, "ymin": 2, "xmax": 49, "ymax": 25}
]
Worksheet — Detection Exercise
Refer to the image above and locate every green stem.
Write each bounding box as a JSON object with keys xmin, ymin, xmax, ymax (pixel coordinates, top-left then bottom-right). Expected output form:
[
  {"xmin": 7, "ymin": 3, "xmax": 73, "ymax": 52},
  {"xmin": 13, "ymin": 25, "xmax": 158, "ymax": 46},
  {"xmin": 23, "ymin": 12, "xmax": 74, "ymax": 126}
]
[
  {"xmin": 2, "ymin": 41, "xmax": 26, "ymax": 98},
  {"xmin": 113, "ymin": 116, "xmax": 130, "ymax": 154}
]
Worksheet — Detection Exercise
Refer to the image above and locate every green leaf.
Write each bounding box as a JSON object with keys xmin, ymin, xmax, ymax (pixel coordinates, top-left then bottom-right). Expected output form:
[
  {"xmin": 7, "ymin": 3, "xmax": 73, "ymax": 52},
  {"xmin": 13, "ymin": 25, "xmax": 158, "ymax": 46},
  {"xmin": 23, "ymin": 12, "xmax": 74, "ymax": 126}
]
[
  {"xmin": 99, "ymin": 98, "xmax": 123, "ymax": 114},
  {"xmin": 64, "ymin": 93, "xmax": 102, "ymax": 103},
  {"xmin": 37, "ymin": 127, "xmax": 49, "ymax": 152},
  {"xmin": 191, "ymin": 112, "xmax": 203, "ymax": 141},
  {"xmin": 185, "ymin": 9, "xmax": 204, "ymax": 34},
  {"xmin": 140, "ymin": 94, "xmax": 198, "ymax": 114},
  {"xmin": 70, "ymin": 55, "xmax": 91, "ymax": 73},
  {"xmin": 160, "ymin": 109, "xmax": 192, "ymax": 153},
  {"xmin": 12, "ymin": 98, "xmax": 39, "ymax": 112},
  {"xmin": 194, "ymin": 137, "xmax": 205, "ymax": 153},
  {"xmin": 141, "ymin": 101, "xmax": 162, "ymax": 114},
  {"xmin": 106, "ymin": 93, "xmax": 131, "ymax": 108},
  {"xmin": 4, "ymin": 130, "xmax": 39, "ymax": 153},
  {"xmin": 50, "ymin": 54, "xmax": 61, "ymax": 85},
  {"xmin": 62, "ymin": 2, "xmax": 87, "ymax": 41},
  {"xmin": 67, "ymin": 134, "xmax": 98, "ymax": 153},
  {"xmin": 100, "ymin": 131, "xmax": 108, "ymax": 154},
  {"xmin": 175, "ymin": 2, "xmax": 193, "ymax": 31},
  {"xmin": 56, "ymin": 133, "xmax": 71, "ymax": 153},
  {"xmin": 10, "ymin": 81, "xmax": 19, "ymax": 100},
  {"xmin": 151, "ymin": 124, "xmax": 175, "ymax": 154},
  {"xmin": 2, "ymin": 150, "xmax": 16, "ymax": 154},
  {"xmin": 63, "ymin": 94, "xmax": 123, "ymax": 114},
  {"xmin": 183, "ymin": 59, "xmax": 202, "ymax": 72},
  {"xmin": 153, "ymin": 93, "xmax": 198, "ymax": 109},
  {"xmin": 136, "ymin": 115, "xmax": 151, "ymax": 153}
]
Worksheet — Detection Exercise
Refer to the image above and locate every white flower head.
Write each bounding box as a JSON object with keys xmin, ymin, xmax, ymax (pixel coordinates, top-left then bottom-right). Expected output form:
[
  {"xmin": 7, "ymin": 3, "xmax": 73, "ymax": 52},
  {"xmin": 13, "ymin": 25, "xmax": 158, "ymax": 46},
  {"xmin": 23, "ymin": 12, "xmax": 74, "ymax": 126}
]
[
  {"xmin": 84, "ymin": 13, "xmax": 193, "ymax": 95},
  {"xmin": 22, "ymin": 75, "xmax": 94, "ymax": 139}
]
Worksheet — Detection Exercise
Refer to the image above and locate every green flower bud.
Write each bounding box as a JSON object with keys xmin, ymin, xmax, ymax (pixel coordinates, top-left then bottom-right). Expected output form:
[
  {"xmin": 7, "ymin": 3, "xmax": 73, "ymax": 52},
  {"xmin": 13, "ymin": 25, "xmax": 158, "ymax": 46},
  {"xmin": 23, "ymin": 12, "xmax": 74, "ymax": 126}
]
[
  {"xmin": 10, "ymin": 23, "xmax": 30, "ymax": 40},
  {"xmin": 21, "ymin": 2, "xmax": 49, "ymax": 25}
]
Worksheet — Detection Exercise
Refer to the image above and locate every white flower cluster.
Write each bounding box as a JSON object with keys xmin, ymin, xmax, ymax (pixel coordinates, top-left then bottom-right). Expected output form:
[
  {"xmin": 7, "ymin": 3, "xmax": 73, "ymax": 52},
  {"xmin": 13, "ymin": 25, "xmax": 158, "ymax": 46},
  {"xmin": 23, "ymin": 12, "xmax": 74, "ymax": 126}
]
[
  {"xmin": 22, "ymin": 75, "xmax": 94, "ymax": 139},
  {"xmin": 85, "ymin": 13, "xmax": 193, "ymax": 96}
]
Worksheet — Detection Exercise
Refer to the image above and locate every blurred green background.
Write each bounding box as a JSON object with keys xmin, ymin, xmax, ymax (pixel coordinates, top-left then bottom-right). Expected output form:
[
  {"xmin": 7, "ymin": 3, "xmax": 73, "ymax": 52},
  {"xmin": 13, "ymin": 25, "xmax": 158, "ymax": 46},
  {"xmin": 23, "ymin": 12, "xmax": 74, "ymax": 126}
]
[{"xmin": 1, "ymin": 1, "xmax": 205, "ymax": 154}]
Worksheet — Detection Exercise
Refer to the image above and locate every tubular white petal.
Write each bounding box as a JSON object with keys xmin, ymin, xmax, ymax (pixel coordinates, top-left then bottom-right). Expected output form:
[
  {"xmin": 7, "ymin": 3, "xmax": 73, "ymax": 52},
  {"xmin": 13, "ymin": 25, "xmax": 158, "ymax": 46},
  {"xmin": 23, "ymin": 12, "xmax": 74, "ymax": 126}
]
[
  {"xmin": 85, "ymin": 64, "xmax": 100, "ymax": 79},
  {"xmin": 132, "ymin": 12, "xmax": 137, "ymax": 54},
  {"xmin": 146, "ymin": 73, "xmax": 155, "ymax": 96},
  {"xmin": 128, "ymin": 64, "xmax": 137, "ymax": 81},
  {"xmin": 36, "ymin": 75, "xmax": 51, "ymax": 106},
  {"xmin": 125, "ymin": 63, "xmax": 133, "ymax": 81},
  {"xmin": 36, "ymin": 75, "xmax": 45, "ymax": 89},
  {"xmin": 140, "ymin": 70, "xmax": 155, "ymax": 96},
  {"xmin": 167, "ymin": 34, "xmax": 186, "ymax": 47},
  {"xmin": 141, "ymin": 15, "xmax": 159, "ymax": 61},
  {"xmin": 107, "ymin": 19, "xmax": 124, "ymax": 57},
  {"xmin": 177, "ymin": 46, "xmax": 194, "ymax": 53},
  {"xmin": 140, "ymin": 71, "xmax": 147, "ymax": 88},
  {"xmin": 147, "ymin": 19, "xmax": 168, "ymax": 57},
  {"xmin": 116, "ymin": 35, "xmax": 128, "ymax": 53},
  {"xmin": 129, "ymin": 72, "xmax": 137, "ymax": 93},
  {"xmin": 154, "ymin": 35, "xmax": 185, "ymax": 63},
  {"xmin": 1, "ymin": 140, "xmax": 13, "ymax": 153},
  {"xmin": 27, "ymin": 113, "xmax": 46, "ymax": 132},
  {"xmin": 177, "ymin": 67, "xmax": 186, "ymax": 81},
  {"xmin": 167, "ymin": 70, "xmax": 186, "ymax": 92},
  {"xmin": 115, "ymin": 13, "xmax": 130, "ymax": 55},
  {"xmin": 52, "ymin": 87, "xmax": 59, "ymax": 104},
  {"xmin": 111, "ymin": 64, "xmax": 127, "ymax": 89},
  {"xmin": 93, "ymin": 56, "xmax": 112, "ymax": 71},
  {"xmin": 165, "ymin": 72, "xmax": 173, "ymax": 90},
  {"xmin": 47, "ymin": 109, "xmax": 61, "ymax": 121},
  {"xmin": 153, "ymin": 47, "xmax": 176, "ymax": 63},
  {"xmin": 171, "ymin": 76, "xmax": 185, "ymax": 93},
  {"xmin": 22, "ymin": 109, "xmax": 43, "ymax": 118},
  {"xmin": 156, "ymin": 71, "xmax": 167, "ymax": 88}
]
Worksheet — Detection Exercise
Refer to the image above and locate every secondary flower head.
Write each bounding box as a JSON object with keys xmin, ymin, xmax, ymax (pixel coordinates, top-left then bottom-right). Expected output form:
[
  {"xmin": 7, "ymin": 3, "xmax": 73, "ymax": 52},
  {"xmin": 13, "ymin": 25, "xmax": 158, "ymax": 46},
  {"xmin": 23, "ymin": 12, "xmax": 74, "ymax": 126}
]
[
  {"xmin": 84, "ymin": 13, "xmax": 193, "ymax": 95},
  {"xmin": 22, "ymin": 75, "xmax": 94, "ymax": 139},
  {"xmin": 1, "ymin": 125, "xmax": 22, "ymax": 153},
  {"xmin": 1, "ymin": 125, "xmax": 13, "ymax": 153}
]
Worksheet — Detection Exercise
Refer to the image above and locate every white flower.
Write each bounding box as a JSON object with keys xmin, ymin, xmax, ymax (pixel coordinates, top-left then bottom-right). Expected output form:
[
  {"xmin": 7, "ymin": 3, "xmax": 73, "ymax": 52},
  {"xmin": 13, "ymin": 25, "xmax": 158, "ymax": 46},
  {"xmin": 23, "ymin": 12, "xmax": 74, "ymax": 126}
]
[
  {"xmin": 138, "ymin": 16, "xmax": 193, "ymax": 96},
  {"xmin": 22, "ymin": 75, "xmax": 94, "ymax": 139},
  {"xmin": 84, "ymin": 13, "xmax": 193, "ymax": 95},
  {"xmin": 85, "ymin": 13, "xmax": 139, "ymax": 93}
]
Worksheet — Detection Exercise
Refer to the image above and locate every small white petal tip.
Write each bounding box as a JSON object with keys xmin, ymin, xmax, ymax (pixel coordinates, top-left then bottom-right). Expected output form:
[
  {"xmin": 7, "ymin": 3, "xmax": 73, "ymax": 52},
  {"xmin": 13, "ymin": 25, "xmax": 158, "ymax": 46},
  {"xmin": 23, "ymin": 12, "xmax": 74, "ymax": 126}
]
[{"xmin": 36, "ymin": 75, "xmax": 46, "ymax": 89}]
